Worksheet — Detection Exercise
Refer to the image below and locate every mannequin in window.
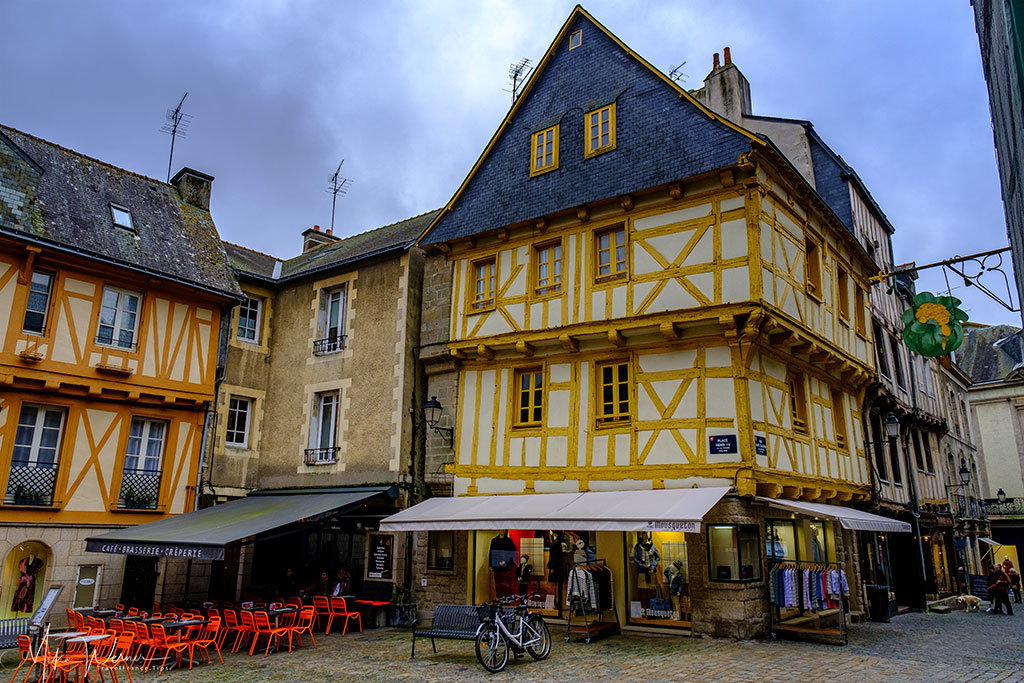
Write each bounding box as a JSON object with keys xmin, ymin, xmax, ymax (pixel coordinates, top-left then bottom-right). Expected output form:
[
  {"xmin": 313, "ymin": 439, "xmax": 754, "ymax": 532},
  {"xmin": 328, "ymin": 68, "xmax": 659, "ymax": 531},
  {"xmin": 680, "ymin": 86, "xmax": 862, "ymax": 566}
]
[
  {"xmin": 811, "ymin": 528, "xmax": 823, "ymax": 563},
  {"xmin": 573, "ymin": 534, "xmax": 596, "ymax": 564},
  {"xmin": 489, "ymin": 531, "xmax": 518, "ymax": 597},
  {"xmin": 11, "ymin": 555, "xmax": 44, "ymax": 614},
  {"xmin": 517, "ymin": 554, "xmax": 534, "ymax": 595},
  {"xmin": 632, "ymin": 533, "xmax": 660, "ymax": 586},
  {"xmin": 664, "ymin": 559, "xmax": 686, "ymax": 619}
]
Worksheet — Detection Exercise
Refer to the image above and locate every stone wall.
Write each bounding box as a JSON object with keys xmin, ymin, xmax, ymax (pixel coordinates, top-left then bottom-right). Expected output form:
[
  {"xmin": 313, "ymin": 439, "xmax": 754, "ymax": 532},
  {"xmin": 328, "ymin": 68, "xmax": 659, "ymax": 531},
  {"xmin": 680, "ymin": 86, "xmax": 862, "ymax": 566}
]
[
  {"xmin": 419, "ymin": 251, "xmax": 458, "ymax": 482},
  {"xmin": 410, "ymin": 529, "xmax": 470, "ymax": 618}
]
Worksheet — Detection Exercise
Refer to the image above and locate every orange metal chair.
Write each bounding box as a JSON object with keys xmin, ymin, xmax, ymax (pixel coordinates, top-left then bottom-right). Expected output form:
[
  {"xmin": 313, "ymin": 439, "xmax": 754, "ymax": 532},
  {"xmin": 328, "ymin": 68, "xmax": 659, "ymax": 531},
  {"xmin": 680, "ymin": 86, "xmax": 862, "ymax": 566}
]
[
  {"xmin": 109, "ymin": 618, "xmax": 125, "ymax": 633},
  {"xmin": 97, "ymin": 633, "xmax": 135, "ymax": 683},
  {"xmin": 249, "ymin": 612, "xmax": 291, "ymax": 657},
  {"xmin": 9, "ymin": 635, "xmax": 48, "ymax": 683},
  {"xmin": 326, "ymin": 597, "xmax": 362, "ymax": 636},
  {"xmin": 50, "ymin": 637, "xmax": 90, "ymax": 683},
  {"xmin": 231, "ymin": 610, "xmax": 256, "ymax": 653},
  {"xmin": 148, "ymin": 624, "xmax": 190, "ymax": 676},
  {"xmin": 218, "ymin": 610, "xmax": 240, "ymax": 650},
  {"xmin": 288, "ymin": 606, "xmax": 317, "ymax": 650},
  {"xmin": 65, "ymin": 609, "xmax": 77, "ymax": 630},
  {"xmin": 312, "ymin": 596, "xmax": 332, "ymax": 631},
  {"xmin": 127, "ymin": 607, "xmax": 139, "ymax": 617},
  {"xmin": 189, "ymin": 617, "xmax": 223, "ymax": 666}
]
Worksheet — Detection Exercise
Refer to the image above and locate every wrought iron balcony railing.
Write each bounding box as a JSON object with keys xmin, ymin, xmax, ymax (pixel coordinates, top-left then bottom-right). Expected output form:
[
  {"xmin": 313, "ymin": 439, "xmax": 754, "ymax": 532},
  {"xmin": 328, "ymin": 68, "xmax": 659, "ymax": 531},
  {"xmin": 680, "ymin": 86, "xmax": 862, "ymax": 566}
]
[
  {"xmin": 304, "ymin": 447, "xmax": 339, "ymax": 465},
  {"xmin": 4, "ymin": 462, "xmax": 58, "ymax": 506},
  {"xmin": 987, "ymin": 497, "xmax": 1024, "ymax": 516},
  {"xmin": 312, "ymin": 336, "xmax": 347, "ymax": 355},
  {"xmin": 118, "ymin": 469, "xmax": 161, "ymax": 510}
]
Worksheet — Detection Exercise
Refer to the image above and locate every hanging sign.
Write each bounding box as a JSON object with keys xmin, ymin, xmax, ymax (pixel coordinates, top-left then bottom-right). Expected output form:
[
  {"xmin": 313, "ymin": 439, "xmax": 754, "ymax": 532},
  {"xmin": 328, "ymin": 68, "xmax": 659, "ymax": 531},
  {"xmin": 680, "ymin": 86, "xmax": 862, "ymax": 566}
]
[{"xmin": 900, "ymin": 292, "xmax": 969, "ymax": 357}]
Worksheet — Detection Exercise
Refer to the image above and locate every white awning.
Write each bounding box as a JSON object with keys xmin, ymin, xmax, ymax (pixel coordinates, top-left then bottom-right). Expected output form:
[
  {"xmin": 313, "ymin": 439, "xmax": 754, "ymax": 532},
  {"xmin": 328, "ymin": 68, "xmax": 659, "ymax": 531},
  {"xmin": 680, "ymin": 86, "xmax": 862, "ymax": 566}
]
[
  {"xmin": 978, "ymin": 537, "xmax": 1002, "ymax": 546},
  {"xmin": 379, "ymin": 487, "xmax": 731, "ymax": 533},
  {"xmin": 755, "ymin": 497, "xmax": 912, "ymax": 533}
]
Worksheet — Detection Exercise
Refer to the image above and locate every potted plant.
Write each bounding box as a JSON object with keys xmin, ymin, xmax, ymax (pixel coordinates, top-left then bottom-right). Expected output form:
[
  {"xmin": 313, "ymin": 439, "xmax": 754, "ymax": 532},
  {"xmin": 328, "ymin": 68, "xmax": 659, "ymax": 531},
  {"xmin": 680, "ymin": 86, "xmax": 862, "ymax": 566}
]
[
  {"xmin": 122, "ymin": 487, "xmax": 156, "ymax": 509},
  {"xmin": 388, "ymin": 584, "xmax": 416, "ymax": 627},
  {"xmin": 12, "ymin": 484, "xmax": 45, "ymax": 506}
]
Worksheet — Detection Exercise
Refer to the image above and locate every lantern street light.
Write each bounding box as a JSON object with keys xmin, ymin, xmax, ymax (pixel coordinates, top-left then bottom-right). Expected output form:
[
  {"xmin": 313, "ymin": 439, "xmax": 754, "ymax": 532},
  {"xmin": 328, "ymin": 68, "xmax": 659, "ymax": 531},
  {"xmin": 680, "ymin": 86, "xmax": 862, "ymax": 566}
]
[{"xmin": 423, "ymin": 396, "xmax": 454, "ymax": 446}]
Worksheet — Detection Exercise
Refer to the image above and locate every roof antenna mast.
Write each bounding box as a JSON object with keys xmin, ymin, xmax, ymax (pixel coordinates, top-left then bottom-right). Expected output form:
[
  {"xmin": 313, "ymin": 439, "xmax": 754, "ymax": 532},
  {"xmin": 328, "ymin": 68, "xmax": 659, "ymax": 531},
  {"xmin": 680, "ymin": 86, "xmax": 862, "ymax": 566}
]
[
  {"xmin": 668, "ymin": 61, "xmax": 688, "ymax": 84},
  {"xmin": 326, "ymin": 160, "xmax": 353, "ymax": 233},
  {"xmin": 505, "ymin": 58, "xmax": 534, "ymax": 105},
  {"xmin": 160, "ymin": 92, "xmax": 192, "ymax": 183}
]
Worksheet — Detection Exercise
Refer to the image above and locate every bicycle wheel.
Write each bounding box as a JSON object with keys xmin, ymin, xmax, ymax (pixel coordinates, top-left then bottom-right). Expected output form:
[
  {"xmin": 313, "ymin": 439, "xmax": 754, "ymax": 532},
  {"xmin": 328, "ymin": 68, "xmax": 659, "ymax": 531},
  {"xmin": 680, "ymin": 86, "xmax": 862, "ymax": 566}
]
[
  {"xmin": 524, "ymin": 614, "xmax": 551, "ymax": 660},
  {"xmin": 475, "ymin": 622, "xmax": 510, "ymax": 673}
]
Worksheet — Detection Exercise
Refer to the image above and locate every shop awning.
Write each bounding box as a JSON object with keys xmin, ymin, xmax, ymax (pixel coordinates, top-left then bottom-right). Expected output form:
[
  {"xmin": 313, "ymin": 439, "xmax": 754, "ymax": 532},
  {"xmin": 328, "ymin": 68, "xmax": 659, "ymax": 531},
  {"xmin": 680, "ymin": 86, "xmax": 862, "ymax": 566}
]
[
  {"xmin": 378, "ymin": 486, "xmax": 731, "ymax": 533},
  {"xmin": 755, "ymin": 497, "xmax": 912, "ymax": 533},
  {"xmin": 85, "ymin": 487, "xmax": 394, "ymax": 561},
  {"xmin": 978, "ymin": 537, "xmax": 1002, "ymax": 546}
]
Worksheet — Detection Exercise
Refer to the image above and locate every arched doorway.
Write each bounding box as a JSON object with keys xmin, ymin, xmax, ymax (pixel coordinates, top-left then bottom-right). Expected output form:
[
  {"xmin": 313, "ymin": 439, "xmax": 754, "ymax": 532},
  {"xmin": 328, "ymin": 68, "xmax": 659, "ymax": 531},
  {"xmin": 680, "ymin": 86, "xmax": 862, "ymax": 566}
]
[{"xmin": 2, "ymin": 540, "xmax": 51, "ymax": 620}]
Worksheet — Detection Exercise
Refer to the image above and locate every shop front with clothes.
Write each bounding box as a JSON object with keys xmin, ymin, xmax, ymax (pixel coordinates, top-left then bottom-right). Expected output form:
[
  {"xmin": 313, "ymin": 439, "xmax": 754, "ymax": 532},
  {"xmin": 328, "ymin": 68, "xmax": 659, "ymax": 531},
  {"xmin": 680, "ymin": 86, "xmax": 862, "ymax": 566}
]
[{"xmin": 384, "ymin": 488, "xmax": 910, "ymax": 640}]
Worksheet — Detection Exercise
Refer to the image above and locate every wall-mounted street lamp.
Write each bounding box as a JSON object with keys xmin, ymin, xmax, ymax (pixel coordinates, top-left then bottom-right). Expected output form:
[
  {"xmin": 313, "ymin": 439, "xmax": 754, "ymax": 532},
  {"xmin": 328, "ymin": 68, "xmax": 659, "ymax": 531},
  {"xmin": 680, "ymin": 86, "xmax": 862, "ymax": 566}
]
[
  {"xmin": 997, "ymin": 488, "xmax": 1007, "ymax": 504},
  {"xmin": 946, "ymin": 462, "xmax": 972, "ymax": 492},
  {"xmin": 423, "ymin": 396, "xmax": 454, "ymax": 447},
  {"xmin": 884, "ymin": 413, "xmax": 901, "ymax": 439}
]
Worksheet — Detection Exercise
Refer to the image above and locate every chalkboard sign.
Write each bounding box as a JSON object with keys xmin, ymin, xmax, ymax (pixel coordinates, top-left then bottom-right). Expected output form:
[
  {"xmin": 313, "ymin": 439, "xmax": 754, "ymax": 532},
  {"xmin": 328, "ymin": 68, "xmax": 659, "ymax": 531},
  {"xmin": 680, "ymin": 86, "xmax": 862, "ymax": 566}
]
[
  {"xmin": 708, "ymin": 435, "xmax": 738, "ymax": 454},
  {"xmin": 367, "ymin": 533, "xmax": 394, "ymax": 582},
  {"xmin": 970, "ymin": 574, "xmax": 990, "ymax": 599},
  {"xmin": 30, "ymin": 585, "xmax": 63, "ymax": 627}
]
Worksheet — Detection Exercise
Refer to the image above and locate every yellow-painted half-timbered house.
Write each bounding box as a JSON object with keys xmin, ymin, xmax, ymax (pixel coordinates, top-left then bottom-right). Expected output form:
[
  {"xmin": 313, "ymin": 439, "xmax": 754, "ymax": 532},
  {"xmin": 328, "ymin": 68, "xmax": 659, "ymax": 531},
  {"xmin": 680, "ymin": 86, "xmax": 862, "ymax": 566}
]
[
  {"xmin": 385, "ymin": 7, "xmax": 913, "ymax": 640},
  {"xmin": 0, "ymin": 125, "xmax": 240, "ymax": 620}
]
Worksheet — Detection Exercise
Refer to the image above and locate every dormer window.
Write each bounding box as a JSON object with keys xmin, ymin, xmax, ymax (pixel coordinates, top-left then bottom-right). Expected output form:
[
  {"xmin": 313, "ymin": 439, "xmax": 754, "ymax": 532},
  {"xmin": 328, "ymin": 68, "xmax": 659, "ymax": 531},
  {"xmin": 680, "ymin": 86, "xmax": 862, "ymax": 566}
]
[{"xmin": 110, "ymin": 205, "xmax": 134, "ymax": 231}]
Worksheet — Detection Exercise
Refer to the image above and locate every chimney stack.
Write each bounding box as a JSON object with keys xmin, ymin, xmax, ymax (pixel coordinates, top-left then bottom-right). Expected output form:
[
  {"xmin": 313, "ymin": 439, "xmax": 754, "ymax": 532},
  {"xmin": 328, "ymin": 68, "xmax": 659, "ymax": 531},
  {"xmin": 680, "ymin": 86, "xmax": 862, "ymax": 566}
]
[
  {"xmin": 723, "ymin": 46, "xmax": 731, "ymax": 65},
  {"xmin": 713, "ymin": 52, "xmax": 720, "ymax": 69},
  {"xmin": 170, "ymin": 167, "xmax": 214, "ymax": 211},
  {"xmin": 302, "ymin": 224, "xmax": 342, "ymax": 253},
  {"xmin": 691, "ymin": 47, "xmax": 751, "ymax": 126}
]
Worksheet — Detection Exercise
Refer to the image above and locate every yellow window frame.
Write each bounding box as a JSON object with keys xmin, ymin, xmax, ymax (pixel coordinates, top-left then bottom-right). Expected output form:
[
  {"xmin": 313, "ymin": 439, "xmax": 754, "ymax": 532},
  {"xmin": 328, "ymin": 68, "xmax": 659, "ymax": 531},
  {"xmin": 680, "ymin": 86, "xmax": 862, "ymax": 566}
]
[
  {"xmin": 596, "ymin": 359, "xmax": 631, "ymax": 425},
  {"xmin": 530, "ymin": 125, "xmax": 559, "ymax": 177},
  {"xmin": 585, "ymin": 103, "xmax": 616, "ymax": 157},
  {"xmin": 514, "ymin": 367, "xmax": 544, "ymax": 427},
  {"xmin": 594, "ymin": 225, "xmax": 628, "ymax": 283},
  {"xmin": 569, "ymin": 29, "xmax": 582, "ymax": 50},
  {"xmin": 830, "ymin": 387, "xmax": 848, "ymax": 450},
  {"xmin": 787, "ymin": 369, "xmax": 808, "ymax": 434},
  {"xmin": 533, "ymin": 239, "xmax": 563, "ymax": 296},
  {"xmin": 804, "ymin": 237, "xmax": 822, "ymax": 298},
  {"xmin": 837, "ymin": 266, "xmax": 850, "ymax": 323},
  {"xmin": 470, "ymin": 257, "xmax": 497, "ymax": 312},
  {"xmin": 854, "ymin": 286, "xmax": 867, "ymax": 337}
]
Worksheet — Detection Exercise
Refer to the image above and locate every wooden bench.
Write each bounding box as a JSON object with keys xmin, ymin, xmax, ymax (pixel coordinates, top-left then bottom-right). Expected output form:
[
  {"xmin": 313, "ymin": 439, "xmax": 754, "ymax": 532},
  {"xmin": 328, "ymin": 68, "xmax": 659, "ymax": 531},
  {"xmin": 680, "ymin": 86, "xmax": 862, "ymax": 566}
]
[{"xmin": 410, "ymin": 604, "xmax": 484, "ymax": 658}]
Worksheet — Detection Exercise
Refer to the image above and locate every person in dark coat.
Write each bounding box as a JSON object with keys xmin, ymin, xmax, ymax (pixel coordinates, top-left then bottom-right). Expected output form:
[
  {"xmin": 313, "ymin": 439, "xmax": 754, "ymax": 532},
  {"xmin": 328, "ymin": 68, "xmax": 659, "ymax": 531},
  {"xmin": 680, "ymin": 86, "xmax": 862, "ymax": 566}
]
[{"xmin": 987, "ymin": 564, "xmax": 1014, "ymax": 615}]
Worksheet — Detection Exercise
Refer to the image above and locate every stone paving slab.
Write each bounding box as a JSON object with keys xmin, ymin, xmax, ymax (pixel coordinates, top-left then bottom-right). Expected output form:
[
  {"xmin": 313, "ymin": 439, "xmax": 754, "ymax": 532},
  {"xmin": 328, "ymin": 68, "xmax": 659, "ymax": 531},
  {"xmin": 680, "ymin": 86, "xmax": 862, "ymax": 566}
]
[{"xmin": 5, "ymin": 609, "xmax": 1023, "ymax": 682}]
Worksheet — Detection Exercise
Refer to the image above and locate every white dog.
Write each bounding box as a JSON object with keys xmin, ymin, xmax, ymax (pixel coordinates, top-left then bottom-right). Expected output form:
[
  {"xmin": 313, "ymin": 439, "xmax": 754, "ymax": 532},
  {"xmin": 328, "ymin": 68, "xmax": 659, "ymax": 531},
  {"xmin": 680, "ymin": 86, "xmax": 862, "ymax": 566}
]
[{"xmin": 956, "ymin": 594, "xmax": 983, "ymax": 612}]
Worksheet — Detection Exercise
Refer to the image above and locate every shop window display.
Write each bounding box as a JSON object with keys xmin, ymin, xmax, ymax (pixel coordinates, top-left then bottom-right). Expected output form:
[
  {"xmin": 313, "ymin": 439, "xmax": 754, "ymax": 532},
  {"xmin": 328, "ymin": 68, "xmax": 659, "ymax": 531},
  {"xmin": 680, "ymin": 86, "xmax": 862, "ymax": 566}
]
[
  {"xmin": 477, "ymin": 530, "xmax": 597, "ymax": 617},
  {"xmin": 626, "ymin": 531, "xmax": 689, "ymax": 628},
  {"xmin": 708, "ymin": 525, "xmax": 761, "ymax": 582}
]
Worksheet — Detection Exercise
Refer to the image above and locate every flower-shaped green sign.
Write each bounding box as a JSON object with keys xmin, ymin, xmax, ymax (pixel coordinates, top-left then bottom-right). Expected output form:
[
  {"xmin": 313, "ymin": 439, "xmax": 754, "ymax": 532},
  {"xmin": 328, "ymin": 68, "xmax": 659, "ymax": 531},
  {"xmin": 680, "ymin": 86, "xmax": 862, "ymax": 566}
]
[{"xmin": 901, "ymin": 292, "xmax": 969, "ymax": 357}]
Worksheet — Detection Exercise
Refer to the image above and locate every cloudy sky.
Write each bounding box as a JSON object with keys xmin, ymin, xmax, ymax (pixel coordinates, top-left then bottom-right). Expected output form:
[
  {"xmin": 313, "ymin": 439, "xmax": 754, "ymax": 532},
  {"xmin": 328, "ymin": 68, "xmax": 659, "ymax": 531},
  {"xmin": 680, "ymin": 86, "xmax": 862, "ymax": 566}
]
[{"xmin": 2, "ymin": 1, "xmax": 1017, "ymax": 325}]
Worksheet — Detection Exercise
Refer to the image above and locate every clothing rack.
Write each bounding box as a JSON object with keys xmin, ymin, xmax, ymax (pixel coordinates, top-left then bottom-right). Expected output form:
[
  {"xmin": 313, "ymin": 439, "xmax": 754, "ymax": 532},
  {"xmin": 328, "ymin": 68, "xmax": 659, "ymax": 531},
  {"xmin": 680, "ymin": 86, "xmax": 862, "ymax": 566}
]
[
  {"xmin": 769, "ymin": 560, "xmax": 848, "ymax": 646},
  {"xmin": 565, "ymin": 558, "xmax": 619, "ymax": 644}
]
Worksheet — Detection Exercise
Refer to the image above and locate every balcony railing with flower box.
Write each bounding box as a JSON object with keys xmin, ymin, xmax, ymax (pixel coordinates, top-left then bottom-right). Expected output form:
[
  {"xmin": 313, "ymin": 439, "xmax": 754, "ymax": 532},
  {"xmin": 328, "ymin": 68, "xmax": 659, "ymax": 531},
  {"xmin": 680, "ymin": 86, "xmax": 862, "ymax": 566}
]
[
  {"xmin": 312, "ymin": 336, "xmax": 347, "ymax": 356},
  {"xmin": 304, "ymin": 447, "xmax": 339, "ymax": 465},
  {"xmin": 118, "ymin": 469, "xmax": 161, "ymax": 510},
  {"xmin": 4, "ymin": 462, "xmax": 57, "ymax": 506}
]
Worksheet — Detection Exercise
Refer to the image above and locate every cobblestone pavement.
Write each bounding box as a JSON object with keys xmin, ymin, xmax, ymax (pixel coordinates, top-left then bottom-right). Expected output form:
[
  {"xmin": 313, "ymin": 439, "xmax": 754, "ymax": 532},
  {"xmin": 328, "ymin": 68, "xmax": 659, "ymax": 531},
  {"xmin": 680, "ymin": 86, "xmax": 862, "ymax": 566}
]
[{"xmin": 6, "ymin": 609, "xmax": 1024, "ymax": 682}]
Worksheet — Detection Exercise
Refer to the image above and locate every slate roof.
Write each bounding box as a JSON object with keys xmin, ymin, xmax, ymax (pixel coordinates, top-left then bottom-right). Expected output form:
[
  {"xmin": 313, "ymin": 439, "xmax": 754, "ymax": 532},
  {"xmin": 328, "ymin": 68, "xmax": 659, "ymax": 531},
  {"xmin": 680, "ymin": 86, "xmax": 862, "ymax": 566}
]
[
  {"xmin": 418, "ymin": 7, "xmax": 761, "ymax": 246},
  {"xmin": 226, "ymin": 209, "xmax": 440, "ymax": 283},
  {"xmin": 0, "ymin": 125, "xmax": 241, "ymax": 299},
  {"xmin": 956, "ymin": 324, "xmax": 1024, "ymax": 383}
]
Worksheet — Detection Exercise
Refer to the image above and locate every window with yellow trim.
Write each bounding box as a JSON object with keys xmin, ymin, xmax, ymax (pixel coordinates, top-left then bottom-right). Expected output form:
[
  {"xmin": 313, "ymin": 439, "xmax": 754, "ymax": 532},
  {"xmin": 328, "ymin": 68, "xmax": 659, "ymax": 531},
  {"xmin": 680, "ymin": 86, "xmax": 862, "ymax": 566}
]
[
  {"xmin": 854, "ymin": 286, "xmax": 867, "ymax": 336},
  {"xmin": 830, "ymin": 387, "xmax": 848, "ymax": 450},
  {"xmin": 530, "ymin": 126, "xmax": 559, "ymax": 176},
  {"xmin": 804, "ymin": 238, "xmax": 821, "ymax": 297},
  {"xmin": 569, "ymin": 29, "xmax": 582, "ymax": 50},
  {"xmin": 787, "ymin": 368, "xmax": 808, "ymax": 434},
  {"xmin": 595, "ymin": 226, "xmax": 627, "ymax": 283},
  {"xmin": 585, "ymin": 104, "xmax": 616, "ymax": 157},
  {"xmin": 837, "ymin": 266, "xmax": 850, "ymax": 323},
  {"xmin": 471, "ymin": 258, "xmax": 496, "ymax": 311},
  {"xmin": 596, "ymin": 360, "xmax": 631, "ymax": 424},
  {"xmin": 534, "ymin": 240, "xmax": 562, "ymax": 296},
  {"xmin": 514, "ymin": 368, "xmax": 544, "ymax": 427}
]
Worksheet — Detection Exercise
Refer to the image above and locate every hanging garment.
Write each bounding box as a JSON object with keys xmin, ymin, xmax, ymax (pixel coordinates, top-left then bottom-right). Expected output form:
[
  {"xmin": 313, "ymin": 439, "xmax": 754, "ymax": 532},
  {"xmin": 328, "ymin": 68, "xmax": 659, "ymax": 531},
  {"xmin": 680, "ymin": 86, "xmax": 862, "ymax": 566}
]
[{"xmin": 566, "ymin": 567, "xmax": 597, "ymax": 609}]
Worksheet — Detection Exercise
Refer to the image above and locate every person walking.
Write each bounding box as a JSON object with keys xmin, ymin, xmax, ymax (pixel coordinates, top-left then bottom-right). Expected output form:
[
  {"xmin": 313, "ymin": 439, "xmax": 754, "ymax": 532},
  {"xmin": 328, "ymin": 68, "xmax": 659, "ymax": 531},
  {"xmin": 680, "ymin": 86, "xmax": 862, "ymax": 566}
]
[
  {"xmin": 987, "ymin": 563, "xmax": 1014, "ymax": 615},
  {"xmin": 1009, "ymin": 568, "xmax": 1022, "ymax": 604}
]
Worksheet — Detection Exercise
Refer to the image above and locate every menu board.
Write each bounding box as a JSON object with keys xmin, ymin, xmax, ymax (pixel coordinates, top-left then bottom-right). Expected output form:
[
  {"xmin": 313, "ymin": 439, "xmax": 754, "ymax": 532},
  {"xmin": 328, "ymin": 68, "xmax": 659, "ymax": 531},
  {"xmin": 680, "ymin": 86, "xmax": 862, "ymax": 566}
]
[
  {"xmin": 367, "ymin": 533, "xmax": 394, "ymax": 581},
  {"xmin": 31, "ymin": 585, "xmax": 63, "ymax": 627}
]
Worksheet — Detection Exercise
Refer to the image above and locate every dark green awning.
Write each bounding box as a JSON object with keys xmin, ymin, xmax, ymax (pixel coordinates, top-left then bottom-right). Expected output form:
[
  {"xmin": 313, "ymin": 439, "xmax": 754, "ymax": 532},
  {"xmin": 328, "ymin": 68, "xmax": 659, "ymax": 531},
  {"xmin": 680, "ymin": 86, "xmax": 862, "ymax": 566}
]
[{"xmin": 85, "ymin": 487, "xmax": 394, "ymax": 561}]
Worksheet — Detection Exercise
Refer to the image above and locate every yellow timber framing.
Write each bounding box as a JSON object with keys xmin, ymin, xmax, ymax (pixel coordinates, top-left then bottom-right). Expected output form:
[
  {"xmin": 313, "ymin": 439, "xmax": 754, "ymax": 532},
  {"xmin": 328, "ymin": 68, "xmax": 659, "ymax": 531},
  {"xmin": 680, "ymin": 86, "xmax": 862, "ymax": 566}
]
[{"xmin": 451, "ymin": 323, "xmax": 871, "ymax": 502}]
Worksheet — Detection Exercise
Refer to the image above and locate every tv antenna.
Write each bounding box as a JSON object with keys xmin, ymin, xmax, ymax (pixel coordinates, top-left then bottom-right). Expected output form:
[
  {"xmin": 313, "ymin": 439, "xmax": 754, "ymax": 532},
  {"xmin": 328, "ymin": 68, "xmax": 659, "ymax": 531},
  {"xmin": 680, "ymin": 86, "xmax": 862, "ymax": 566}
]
[
  {"xmin": 504, "ymin": 58, "xmax": 534, "ymax": 104},
  {"xmin": 160, "ymin": 92, "xmax": 192, "ymax": 183},
  {"xmin": 668, "ymin": 61, "xmax": 688, "ymax": 84},
  {"xmin": 326, "ymin": 160, "xmax": 353, "ymax": 232}
]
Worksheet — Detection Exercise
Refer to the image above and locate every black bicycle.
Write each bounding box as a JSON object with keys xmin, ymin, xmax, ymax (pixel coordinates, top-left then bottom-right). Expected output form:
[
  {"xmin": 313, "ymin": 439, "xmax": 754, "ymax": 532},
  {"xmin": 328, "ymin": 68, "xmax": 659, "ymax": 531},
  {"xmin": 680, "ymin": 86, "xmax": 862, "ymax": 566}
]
[{"xmin": 475, "ymin": 593, "xmax": 551, "ymax": 673}]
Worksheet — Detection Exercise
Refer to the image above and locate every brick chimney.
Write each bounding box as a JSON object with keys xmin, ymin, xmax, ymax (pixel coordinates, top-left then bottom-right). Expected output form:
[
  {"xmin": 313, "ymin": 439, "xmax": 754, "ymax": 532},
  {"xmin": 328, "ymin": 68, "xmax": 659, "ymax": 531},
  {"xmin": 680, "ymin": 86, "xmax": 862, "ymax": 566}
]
[
  {"xmin": 170, "ymin": 167, "xmax": 214, "ymax": 211},
  {"xmin": 689, "ymin": 46, "xmax": 752, "ymax": 126},
  {"xmin": 302, "ymin": 225, "xmax": 342, "ymax": 253}
]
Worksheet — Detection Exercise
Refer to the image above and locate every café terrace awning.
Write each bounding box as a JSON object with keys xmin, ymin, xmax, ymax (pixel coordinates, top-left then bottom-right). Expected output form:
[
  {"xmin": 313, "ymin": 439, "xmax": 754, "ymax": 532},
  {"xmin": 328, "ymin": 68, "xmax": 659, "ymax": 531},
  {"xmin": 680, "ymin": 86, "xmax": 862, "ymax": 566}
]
[
  {"xmin": 85, "ymin": 487, "xmax": 394, "ymax": 561},
  {"xmin": 378, "ymin": 486, "xmax": 731, "ymax": 533},
  {"xmin": 755, "ymin": 497, "xmax": 912, "ymax": 533}
]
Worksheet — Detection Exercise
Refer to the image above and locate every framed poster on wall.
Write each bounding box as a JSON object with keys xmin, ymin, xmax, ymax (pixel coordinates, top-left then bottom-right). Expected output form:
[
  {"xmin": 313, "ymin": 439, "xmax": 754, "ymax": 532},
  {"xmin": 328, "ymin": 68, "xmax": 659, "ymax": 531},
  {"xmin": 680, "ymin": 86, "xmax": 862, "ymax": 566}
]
[{"xmin": 366, "ymin": 532, "xmax": 394, "ymax": 582}]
